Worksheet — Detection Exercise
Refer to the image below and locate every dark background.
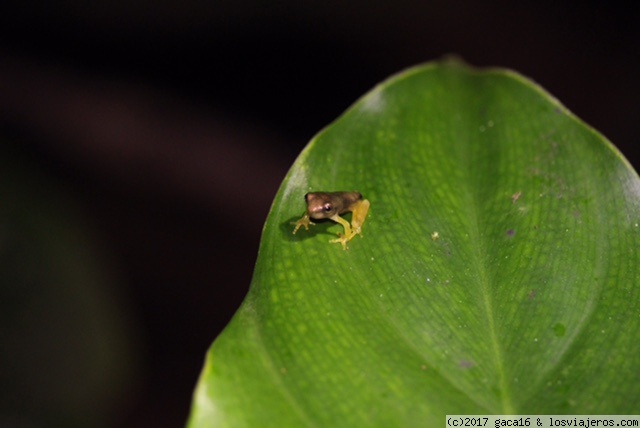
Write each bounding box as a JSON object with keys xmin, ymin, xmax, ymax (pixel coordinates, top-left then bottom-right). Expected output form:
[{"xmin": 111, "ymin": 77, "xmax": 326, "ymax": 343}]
[{"xmin": 0, "ymin": 1, "xmax": 638, "ymax": 426}]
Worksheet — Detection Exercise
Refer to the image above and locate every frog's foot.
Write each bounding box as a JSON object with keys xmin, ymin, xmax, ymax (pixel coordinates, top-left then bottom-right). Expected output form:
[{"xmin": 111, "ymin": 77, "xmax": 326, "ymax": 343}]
[
  {"xmin": 292, "ymin": 216, "xmax": 314, "ymax": 234},
  {"xmin": 330, "ymin": 228, "xmax": 361, "ymax": 250},
  {"xmin": 329, "ymin": 234, "xmax": 351, "ymax": 250}
]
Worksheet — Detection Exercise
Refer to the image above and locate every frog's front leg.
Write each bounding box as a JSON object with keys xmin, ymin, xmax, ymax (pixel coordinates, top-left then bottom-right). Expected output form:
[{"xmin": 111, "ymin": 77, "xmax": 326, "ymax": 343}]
[
  {"xmin": 292, "ymin": 214, "xmax": 314, "ymax": 234},
  {"xmin": 328, "ymin": 214, "xmax": 353, "ymax": 250}
]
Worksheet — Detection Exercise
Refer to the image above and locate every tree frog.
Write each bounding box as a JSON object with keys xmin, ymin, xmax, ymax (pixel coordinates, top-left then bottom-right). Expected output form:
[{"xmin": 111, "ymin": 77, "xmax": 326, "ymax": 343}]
[{"xmin": 292, "ymin": 191, "xmax": 370, "ymax": 250}]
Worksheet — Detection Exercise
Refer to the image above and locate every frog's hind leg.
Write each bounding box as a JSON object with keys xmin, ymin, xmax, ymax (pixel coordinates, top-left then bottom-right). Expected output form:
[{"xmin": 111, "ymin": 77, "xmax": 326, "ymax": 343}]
[{"xmin": 350, "ymin": 199, "xmax": 370, "ymax": 236}]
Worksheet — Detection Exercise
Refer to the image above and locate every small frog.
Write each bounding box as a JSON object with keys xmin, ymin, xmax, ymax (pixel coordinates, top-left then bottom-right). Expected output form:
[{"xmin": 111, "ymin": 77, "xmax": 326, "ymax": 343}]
[{"xmin": 292, "ymin": 191, "xmax": 370, "ymax": 250}]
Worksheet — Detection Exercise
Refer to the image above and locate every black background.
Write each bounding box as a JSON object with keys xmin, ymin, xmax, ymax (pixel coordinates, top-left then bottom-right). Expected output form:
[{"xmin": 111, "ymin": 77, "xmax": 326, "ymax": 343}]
[{"xmin": 1, "ymin": 1, "xmax": 638, "ymax": 426}]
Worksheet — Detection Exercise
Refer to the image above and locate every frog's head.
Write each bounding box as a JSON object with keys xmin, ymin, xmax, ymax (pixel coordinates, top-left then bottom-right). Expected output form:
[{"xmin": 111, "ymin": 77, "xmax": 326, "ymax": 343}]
[{"xmin": 305, "ymin": 192, "xmax": 339, "ymax": 220}]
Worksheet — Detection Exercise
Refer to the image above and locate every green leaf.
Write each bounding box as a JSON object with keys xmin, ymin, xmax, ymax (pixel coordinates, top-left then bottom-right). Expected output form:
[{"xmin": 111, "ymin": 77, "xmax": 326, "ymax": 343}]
[{"xmin": 188, "ymin": 61, "xmax": 640, "ymax": 427}]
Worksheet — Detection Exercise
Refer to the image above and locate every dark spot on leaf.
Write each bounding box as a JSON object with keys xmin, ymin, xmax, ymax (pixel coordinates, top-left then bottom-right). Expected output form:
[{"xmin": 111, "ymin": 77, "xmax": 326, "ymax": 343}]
[
  {"xmin": 553, "ymin": 323, "xmax": 566, "ymax": 337},
  {"xmin": 459, "ymin": 360, "xmax": 474, "ymax": 369},
  {"xmin": 506, "ymin": 229, "xmax": 515, "ymax": 237}
]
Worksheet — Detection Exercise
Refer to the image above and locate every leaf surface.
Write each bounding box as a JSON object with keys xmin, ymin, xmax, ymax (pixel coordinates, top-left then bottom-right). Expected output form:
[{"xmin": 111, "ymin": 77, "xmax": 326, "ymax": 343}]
[{"xmin": 189, "ymin": 61, "xmax": 640, "ymax": 427}]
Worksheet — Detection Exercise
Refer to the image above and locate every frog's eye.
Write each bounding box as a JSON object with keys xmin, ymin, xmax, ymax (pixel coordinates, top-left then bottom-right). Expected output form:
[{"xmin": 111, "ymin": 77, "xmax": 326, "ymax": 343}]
[{"xmin": 323, "ymin": 203, "xmax": 333, "ymax": 213}]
